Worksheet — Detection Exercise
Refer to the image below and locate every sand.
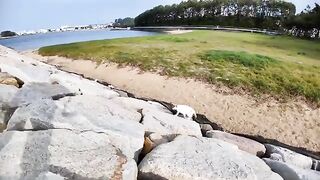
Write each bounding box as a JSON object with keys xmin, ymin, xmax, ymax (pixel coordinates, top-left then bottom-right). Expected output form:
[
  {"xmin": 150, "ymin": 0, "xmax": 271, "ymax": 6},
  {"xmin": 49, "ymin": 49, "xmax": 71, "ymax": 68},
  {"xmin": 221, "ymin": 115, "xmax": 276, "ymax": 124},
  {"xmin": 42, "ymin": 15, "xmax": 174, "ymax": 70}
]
[{"xmin": 24, "ymin": 51, "xmax": 320, "ymax": 152}]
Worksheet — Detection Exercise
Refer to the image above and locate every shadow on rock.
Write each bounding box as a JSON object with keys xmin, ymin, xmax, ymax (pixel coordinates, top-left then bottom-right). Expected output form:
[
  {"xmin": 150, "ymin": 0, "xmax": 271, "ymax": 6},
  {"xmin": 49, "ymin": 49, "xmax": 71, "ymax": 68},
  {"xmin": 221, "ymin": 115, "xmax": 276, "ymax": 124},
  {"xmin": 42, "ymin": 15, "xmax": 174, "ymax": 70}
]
[{"xmin": 233, "ymin": 133, "xmax": 320, "ymax": 160}]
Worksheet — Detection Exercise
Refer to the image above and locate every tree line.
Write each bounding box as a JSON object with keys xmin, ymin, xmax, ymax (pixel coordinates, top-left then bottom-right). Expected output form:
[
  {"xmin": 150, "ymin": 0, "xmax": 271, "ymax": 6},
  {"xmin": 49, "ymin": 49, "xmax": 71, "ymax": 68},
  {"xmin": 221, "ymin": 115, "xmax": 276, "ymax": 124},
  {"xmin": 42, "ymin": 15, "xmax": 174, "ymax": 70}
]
[
  {"xmin": 113, "ymin": 17, "xmax": 135, "ymax": 28},
  {"xmin": 284, "ymin": 3, "xmax": 320, "ymax": 38},
  {"xmin": 134, "ymin": 0, "xmax": 319, "ymax": 38}
]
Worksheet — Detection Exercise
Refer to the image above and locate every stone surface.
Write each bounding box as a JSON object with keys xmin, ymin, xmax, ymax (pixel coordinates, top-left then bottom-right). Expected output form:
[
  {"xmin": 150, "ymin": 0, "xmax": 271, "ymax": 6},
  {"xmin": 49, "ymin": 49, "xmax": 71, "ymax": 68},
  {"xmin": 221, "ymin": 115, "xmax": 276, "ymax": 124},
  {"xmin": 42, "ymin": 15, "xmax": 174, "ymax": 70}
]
[
  {"xmin": 149, "ymin": 133, "xmax": 170, "ymax": 146},
  {"xmin": 0, "ymin": 72, "xmax": 21, "ymax": 87},
  {"xmin": 312, "ymin": 159, "xmax": 320, "ymax": 171},
  {"xmin": 206, "ymin": 130, "xmax": 266, "ymax": 157},
  {"xmin": 141, "ymin": 109, "xmax": 202, "ymax": 137},
  {"xmin": 49, "ymin": 71, "xmax": 119, "ymax": 98},
  {"xmin": 138, "ymin": 135, "xmax": 283, "ymax": 180},
  {"xmin": 264, "ymin": 158, "xmax": 320, "ymax": 180},
  {"xmin": 0, "ymin": 84, "xmax": 18, "ymax": 104},
  {"xmin": 0, "ymin": 84, "xmax": 19, "ymax": 132},
  {"xmin": 9, "ymin": 82, "xmax": 72, "ymax": 107},
  {"xmin": 265, "ymin": 144, "xmax": 313, "ymax": 169},
  {"xmin": 0, "ymin": 129, "xmax": 137, "ymax": 180},
  {"xmin": 7, "ymin": 95, "xmax": 145, "ymax": 160},
  {"xmin": 0, "ymin": 60, "xmax": 52, "ymax": 83},
  {"xmin": 0, "ymin": 105, "xmax": 16, "ymax": 132},
  {"xmin": 111, "ymin": 97, "xmax": 171, "ymax": 114},
  {"xmin": 200, "ymin": 123, "xmax": 213, "ymax": 134}
]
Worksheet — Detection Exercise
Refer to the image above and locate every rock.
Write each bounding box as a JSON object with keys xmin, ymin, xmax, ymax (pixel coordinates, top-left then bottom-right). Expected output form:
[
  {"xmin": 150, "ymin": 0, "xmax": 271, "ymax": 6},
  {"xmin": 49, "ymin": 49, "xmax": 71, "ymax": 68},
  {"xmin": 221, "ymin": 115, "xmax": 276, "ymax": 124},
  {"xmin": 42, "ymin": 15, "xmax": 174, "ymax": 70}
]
[
  {"xmin": 149, "ymin": 133, "xmax": 170, "ymax": 146},
  {"xmin": 200, "ymin": 123, "xmax": 213, "ymax": 134},
  {"xmin": 7, "ymin": 95, "xmax": 145, "ymax": 160},
  {"xmin": 263, "ymin": 158, "xmax": 320, "ymax": 180},
  {"xmin": 312, "ymin": 159, "xmax": 320, "ymax": 171},
  {"xmin": 0, "ymin": 84, "xmax": 18, "ymax": 104},
  {"xmin": 0, "ymin": 129, "xmax": 137, "ymax": 180},
  {"xmin": 111, "ymin": 97, "xmax": 171, "ymax": 114},
  {"xmin": 9, "ymin": 82, "xmax": 72, "ymax": 107},
  {"xmin": 194, "ymin": 114, "xmax": 224, "ymax": 131},
  {"xmin": 141, "ymin": 133, "xmax": 172, "ymax": 157},
  {"xmin": 265, "ymin": 144, "xmax": 313, "ymax": 169},
  {"xmin": 49, "ymin": 72, "xmax": 119, "ymax": 98},
  {"xmin": 0, "ymin": 105, "xmax": 16, "ymax": 132},
  {"xmin": 140, "ymin": 137, "xmax": 155, "ymax": 157},
  {"xmin": 34, "ymin": 172, "xmax": 65, "ymax": 180},
  {"xmin": 0, "ymin": 72, "xmax": 23, "ymax": 87},
  {"xmin": 141, "ymin": 109, "xmax": 202, "ymax": 137},
  {"xmin": 206, "ymin": 130, "xmax": 266, "ymax": 157},
  {"xmin": 138, "ymin": 135, "xmax": 282, "ymax": 180},
  {"xmin": 0, "ymin": 61, "xmax": 52, "ymax": 83}
]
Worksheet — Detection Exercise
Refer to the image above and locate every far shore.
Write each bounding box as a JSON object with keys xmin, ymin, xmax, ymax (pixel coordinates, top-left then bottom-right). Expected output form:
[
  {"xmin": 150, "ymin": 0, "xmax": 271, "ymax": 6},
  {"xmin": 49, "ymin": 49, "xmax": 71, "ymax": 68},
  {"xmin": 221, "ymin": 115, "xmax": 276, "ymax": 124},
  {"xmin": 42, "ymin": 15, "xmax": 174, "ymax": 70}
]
[{"xmin": 24, "ymin": 50, "xmax": 320, "ymax": 153}]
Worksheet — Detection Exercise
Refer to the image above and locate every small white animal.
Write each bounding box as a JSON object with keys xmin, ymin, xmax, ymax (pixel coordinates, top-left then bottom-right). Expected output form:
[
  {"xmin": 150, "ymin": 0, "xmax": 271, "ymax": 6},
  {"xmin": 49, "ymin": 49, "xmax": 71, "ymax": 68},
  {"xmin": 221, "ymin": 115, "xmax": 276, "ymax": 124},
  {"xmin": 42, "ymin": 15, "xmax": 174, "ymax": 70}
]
[{"xmin": 173, "ymin": 105, "xmax": 197, "ymax": 120}]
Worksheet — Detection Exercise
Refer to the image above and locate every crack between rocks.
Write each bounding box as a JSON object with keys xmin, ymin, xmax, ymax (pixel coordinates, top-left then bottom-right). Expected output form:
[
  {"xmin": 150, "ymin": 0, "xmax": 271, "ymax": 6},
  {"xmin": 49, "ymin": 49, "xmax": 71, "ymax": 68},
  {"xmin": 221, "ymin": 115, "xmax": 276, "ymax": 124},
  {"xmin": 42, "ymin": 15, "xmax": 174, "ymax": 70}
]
[
  {"xmin": 51, "ymin": 93, "xmax": 77, "ymax": 101},
  {"xmin": 137, "ymin": 109, "xmax": 144, "ymax": 124},
  {"xmin": 8, "ymin": 127, "xmax": 110, "ymax": 136}
]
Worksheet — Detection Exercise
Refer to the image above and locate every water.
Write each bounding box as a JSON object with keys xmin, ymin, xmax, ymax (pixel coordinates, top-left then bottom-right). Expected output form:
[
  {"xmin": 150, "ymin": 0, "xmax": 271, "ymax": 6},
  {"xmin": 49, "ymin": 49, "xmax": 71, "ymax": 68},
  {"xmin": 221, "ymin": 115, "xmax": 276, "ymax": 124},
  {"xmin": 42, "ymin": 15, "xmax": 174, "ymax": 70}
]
[{"xmin": 0, "ymin": 30, "xmax": 158, "ymax": 51}]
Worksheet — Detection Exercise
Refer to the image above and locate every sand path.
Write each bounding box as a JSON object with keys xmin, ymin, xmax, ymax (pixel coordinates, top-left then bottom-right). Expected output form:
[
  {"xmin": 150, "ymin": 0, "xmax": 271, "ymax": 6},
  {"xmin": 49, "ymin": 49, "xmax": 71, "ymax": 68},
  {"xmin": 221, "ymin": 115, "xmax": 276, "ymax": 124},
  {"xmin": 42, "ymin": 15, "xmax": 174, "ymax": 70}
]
[{"xmin": 24, "ymin": 51, "xmax": 320, "ymax": 152}]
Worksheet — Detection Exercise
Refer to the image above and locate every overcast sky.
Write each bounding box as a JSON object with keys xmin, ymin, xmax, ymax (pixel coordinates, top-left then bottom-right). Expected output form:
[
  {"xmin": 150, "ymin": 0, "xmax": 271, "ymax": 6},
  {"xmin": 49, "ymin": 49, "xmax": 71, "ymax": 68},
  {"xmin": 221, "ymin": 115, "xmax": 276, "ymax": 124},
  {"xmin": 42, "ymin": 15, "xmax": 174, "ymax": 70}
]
[{"xmin": 0, "ymin": 0, "xmax": 318, "ymax": 32}]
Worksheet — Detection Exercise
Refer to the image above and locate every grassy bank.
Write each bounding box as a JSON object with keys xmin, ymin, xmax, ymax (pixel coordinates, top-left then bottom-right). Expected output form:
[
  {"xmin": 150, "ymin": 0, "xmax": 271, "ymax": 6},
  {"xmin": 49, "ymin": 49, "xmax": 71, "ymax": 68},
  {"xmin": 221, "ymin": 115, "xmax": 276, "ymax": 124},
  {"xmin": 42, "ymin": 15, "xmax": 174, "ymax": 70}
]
[{"xmin": 39, "ymin": 30, "xmax": 320, "ymax": 105}]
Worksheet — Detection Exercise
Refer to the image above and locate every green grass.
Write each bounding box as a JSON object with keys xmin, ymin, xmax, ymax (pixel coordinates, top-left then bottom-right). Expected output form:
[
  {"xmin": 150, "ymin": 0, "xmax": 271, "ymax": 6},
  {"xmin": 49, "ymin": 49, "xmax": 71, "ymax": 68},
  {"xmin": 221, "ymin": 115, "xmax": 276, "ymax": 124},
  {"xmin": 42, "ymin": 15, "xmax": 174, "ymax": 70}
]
[{"xmin": 39, "ymin": 30, "xmax": 320, "ymax": 105}]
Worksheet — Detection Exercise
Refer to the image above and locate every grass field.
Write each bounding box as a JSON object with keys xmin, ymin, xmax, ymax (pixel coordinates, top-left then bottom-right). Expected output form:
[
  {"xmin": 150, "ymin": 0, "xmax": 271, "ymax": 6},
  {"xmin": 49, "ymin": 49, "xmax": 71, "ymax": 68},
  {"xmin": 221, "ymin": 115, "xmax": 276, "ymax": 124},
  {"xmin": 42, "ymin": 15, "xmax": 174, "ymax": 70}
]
[{"xmin": 39, "ymin": 30, "xmax": 320, "ymax": 105}]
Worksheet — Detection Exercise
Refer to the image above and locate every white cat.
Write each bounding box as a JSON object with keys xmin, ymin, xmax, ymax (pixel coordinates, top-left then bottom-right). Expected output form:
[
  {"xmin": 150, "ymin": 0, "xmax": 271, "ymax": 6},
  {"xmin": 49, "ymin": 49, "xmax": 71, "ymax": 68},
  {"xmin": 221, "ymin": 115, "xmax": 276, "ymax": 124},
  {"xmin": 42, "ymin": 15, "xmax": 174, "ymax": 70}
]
[{"xmin": 173, "ymin": 105, "xmax": 197, "ymax": 120}]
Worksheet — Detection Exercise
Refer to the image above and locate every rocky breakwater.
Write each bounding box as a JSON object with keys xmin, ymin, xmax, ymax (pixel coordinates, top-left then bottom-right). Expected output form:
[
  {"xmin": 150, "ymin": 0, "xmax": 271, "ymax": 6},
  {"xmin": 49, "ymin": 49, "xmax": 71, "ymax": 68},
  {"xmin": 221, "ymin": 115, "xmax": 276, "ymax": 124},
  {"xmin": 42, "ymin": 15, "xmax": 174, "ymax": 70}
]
[{"xmin": 0, "ymin": 45, "xmax": 319, "ymax": 180}]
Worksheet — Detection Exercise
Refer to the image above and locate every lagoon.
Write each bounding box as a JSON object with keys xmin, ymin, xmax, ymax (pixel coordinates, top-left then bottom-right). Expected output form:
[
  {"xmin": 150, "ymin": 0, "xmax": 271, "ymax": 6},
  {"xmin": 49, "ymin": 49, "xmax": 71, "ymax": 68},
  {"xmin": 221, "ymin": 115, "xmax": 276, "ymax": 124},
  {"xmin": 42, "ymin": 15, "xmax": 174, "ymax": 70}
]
[{"xmin": 0, "ymin": 30, "xmax": 158, "ymax": 51}]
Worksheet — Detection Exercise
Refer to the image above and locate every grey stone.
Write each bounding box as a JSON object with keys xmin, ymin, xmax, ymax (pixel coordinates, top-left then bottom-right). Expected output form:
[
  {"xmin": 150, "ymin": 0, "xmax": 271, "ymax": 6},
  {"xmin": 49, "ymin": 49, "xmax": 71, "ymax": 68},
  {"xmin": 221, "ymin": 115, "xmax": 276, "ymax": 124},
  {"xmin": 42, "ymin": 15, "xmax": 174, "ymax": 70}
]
[
  {"xmin": 0, "ymin": 129, "xmax": 137, "ymax": 180},
  {"xmin": 9, "ymin": 82, "xmax": 72, "ymax": 107},
  {"xmin": 200, "ymin": 123, "xmax": 213, "ymax": 133},
  {"xmin": 141, "ymin": 109, "xmax": 202, "ymax": 137},
  {"xmin": 111, "ymin": 97, "xmax": 171, "ymax": 114},
  {"xmin": 49, "ymin": 71, "xmax": 119, "ymax": 98},
  {"xmin": 7, "ymin": 95, "xmax": 145, "ymax": 160},
  {"xmin": 265, "ymin": 144, "xmax": 313, "ymax": 169},
  {"xmin": 0, "ymin": 60, "xmax": 52, "ymax": 83},
  {"xmin": 138, "ymin": 135, "xmax": 282, "ymax": 180},
  {"xmin": 206, "ymin": 130, "xmax": 266, "ymax": 157},
  {"xmin": 263, "ymin": 158, "xmax": 320, "ymax": 180},
  {"xmin": 0, "ymin": 72, "xmax": 21, "ymax": 87},
  {"xmin": 0, "ymin": 84, "xmax": 18, "ymax": 104}
]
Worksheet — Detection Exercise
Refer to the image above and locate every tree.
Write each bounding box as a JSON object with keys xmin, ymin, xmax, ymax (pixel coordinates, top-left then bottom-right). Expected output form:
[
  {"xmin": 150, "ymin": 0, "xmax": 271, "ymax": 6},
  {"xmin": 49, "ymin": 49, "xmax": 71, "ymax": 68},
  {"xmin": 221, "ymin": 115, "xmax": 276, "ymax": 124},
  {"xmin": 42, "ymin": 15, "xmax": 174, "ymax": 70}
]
[
  {"xmin": 284, "ymin": 3, "xmax": 320, "ymax": 38},
  {"xmin": 134, "ymin": 0, "xmax": 296, "ymax": 30},
  {"xmin": 1, "ymin": 31, "xmax": 17, "ymax": 37},
  {"xmin": 114, "ymin": 17, "xmax": 135, "ymax": 28}
]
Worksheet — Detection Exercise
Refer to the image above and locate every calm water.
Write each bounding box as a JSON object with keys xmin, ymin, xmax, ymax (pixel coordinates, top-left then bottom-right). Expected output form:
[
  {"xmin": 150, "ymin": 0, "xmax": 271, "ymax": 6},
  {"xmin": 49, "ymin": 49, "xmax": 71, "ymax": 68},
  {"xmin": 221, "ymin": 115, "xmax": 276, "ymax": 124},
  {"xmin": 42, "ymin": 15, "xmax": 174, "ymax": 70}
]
[{"xmin": 0, "ymin": 30, "xmax": 158, "ymax": 51}]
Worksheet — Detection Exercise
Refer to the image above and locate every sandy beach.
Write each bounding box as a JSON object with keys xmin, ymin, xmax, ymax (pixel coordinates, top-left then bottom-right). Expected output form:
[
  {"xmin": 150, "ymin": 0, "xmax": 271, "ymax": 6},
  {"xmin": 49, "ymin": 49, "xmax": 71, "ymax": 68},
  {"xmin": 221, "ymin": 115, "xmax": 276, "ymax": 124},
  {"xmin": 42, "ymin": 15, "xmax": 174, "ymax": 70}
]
[{"xmin": 24, "ymin": 51, "xmax": 320, "ymax": 152}]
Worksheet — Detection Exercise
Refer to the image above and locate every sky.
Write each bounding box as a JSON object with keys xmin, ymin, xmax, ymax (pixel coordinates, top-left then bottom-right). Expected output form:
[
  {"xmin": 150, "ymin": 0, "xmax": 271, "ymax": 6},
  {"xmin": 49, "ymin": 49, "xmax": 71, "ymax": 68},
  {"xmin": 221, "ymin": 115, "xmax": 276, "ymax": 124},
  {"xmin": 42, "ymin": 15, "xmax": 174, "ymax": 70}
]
[{"xmin": 0, "ymin": 0, "xmax": 318, "ymax": 32}]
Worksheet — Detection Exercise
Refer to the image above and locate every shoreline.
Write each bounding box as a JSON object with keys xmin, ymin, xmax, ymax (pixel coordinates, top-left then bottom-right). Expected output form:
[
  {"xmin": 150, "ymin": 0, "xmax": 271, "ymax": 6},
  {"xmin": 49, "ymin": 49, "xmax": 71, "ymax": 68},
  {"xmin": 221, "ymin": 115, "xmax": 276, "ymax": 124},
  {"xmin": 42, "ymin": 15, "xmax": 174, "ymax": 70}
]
[{"xmin": 24, "ymin": 50, "xmax": 320, "ymax": 152}]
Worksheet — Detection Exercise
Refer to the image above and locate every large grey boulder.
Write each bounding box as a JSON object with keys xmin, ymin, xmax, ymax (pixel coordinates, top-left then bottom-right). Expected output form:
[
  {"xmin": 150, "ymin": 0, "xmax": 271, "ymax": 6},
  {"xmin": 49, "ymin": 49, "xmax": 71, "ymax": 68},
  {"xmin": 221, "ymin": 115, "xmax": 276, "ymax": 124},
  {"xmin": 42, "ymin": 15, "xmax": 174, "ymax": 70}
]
[
  {"xmin": 0, "ymin": 84, "xmax": 18, "ymax": 104},
  {"xmin": 111, "ymin": 97, "xmax": 171, "ymax": 114},
  {"xmin": 263, "ymin": 158, "xmax": 320, "ymax": 180},
  {"xmin": 9, "ymin": 82, "xmax": 72, "ymax": 107},
  {"xmin": 0, "ymin": 129, "xmax": 137, "ymax": 180},
  {"xmin": 49, "ymin": 72, "xmax": 119, "ymax": 98},
  {"xmin": 0, "ymin": 61, "xmax": 52, "ymax": 83},
  {"xmin": 138, "ymin": 135, "xmax": 282, "ymax": 180},
  {"xmin": 0, "ymin": 105, "xmax": 16, "ymax": 132},
  {"xmin": 265, "ymin": 144, "xmax": 313, "ymax": 169},
  {"xmin": 7, "ymin": 95, "xmax": 145, "ymax": 160},
  {"xmin": 0, "ymin": 85, "xmax": 19, "ymax": 132},
  {"xmin": 206, "ymin": 130, "xmax": 266, "ymax": 157},
  {"xmin": 141, "ymin": 109, "xmax": 202, "ymax": 137}
]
